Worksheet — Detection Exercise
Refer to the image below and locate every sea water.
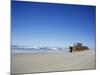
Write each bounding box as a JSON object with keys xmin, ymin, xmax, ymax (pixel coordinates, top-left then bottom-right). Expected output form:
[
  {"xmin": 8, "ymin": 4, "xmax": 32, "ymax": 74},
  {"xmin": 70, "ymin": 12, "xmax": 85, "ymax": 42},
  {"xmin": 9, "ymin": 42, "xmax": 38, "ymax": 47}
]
[{"xmin": 11, "ymin": 49, "xmax": 69, "ymax": 54}]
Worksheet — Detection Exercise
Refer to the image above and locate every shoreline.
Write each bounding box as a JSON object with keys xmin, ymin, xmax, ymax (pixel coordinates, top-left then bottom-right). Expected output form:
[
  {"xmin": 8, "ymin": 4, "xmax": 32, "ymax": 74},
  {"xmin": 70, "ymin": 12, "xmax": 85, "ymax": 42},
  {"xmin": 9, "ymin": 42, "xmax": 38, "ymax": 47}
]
[{"xmin": 11, "ymin": 50, "xmax": 96, "ymax": 74}]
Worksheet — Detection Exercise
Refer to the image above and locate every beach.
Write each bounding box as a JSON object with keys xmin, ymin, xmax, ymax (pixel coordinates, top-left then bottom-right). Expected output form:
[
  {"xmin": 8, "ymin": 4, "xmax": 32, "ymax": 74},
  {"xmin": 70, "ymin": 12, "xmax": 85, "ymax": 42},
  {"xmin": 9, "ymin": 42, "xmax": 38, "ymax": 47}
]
[{"xmin": 11, "ymin": 50, "xmax": 96, "ymax": 74}]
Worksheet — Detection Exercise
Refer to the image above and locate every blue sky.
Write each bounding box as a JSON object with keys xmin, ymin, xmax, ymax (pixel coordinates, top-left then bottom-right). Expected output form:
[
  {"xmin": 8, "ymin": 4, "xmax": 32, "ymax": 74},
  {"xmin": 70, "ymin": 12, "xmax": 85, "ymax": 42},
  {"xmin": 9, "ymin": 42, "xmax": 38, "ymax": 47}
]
[{"xmin": 11, "ymin": 1, "xmax": 96, "ymax": 48}]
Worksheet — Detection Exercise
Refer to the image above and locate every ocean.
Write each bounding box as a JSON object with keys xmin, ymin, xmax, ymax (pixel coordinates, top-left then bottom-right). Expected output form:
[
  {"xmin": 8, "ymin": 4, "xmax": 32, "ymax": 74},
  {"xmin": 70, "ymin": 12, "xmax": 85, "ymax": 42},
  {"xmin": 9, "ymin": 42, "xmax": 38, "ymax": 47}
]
[{"xmin": 11, "ymin": 48, "xmax": 69, "ymax": 54}]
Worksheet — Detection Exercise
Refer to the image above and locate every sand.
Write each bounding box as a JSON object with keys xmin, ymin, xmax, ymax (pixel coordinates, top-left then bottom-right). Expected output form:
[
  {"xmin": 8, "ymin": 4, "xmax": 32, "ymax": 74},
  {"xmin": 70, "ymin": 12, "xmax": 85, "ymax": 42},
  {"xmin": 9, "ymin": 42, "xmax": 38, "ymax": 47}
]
[{"xmin": 11, "ymin": 50, "xmax": 96, "ymax": 74}]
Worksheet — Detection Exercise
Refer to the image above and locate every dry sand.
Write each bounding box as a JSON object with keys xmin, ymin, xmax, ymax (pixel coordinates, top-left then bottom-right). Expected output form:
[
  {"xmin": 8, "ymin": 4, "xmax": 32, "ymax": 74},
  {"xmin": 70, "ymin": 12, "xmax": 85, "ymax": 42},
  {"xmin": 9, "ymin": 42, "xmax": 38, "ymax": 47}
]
[{"xmin": 11, "ymin": 50, "xmax": 96, "ymax": 74}]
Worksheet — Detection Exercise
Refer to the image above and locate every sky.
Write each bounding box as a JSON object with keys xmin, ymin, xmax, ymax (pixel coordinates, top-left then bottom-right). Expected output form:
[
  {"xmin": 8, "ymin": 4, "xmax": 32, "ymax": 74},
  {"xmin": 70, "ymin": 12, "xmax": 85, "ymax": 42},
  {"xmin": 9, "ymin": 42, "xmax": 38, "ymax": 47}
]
[{"xmin": 11, "ymin": 1, "xmax": 96, "ymax": 49}]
